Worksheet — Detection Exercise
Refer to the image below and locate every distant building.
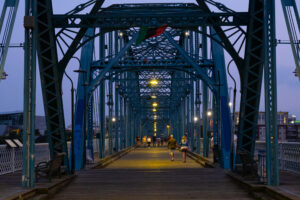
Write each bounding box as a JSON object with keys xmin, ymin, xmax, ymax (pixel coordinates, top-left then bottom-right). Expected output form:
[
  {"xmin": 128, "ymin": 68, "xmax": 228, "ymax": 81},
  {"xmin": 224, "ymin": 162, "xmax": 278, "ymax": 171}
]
[
  {"xmin": 234, "ymin": 111, "xmax": 300, "ymax": 142},
  {"xmin": 0, "ymin": 111, "xmax": 47, "ymax": 136}
]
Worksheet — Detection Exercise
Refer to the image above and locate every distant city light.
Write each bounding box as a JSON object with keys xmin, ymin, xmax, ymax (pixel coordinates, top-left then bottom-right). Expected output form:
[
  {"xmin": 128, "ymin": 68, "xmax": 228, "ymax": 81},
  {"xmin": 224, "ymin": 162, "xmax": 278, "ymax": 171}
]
[
  {"xmin": 153, "ymin": 108, "xmax": 157, "ymax": 112},
  {"xmin": 112, "ymin": 117, "xmax": 116, "ymax": 122},
  {"xmin": 228, "ymin": 102, "xmax": 233, "ymax": 107},
  {"xmin": 119, "ymin": 32, "xmax": 123, "ymax": 37},
  {"xmin": 185, "ymin": 31, "xmax": 190, "ymax": 36},
  {"xmin": 151, "ymin": 95, "xmax": 157, "ymax": 99},
  {"xmin": 194, "ymin": 116, "xmax": 198, "ymax": 122}
]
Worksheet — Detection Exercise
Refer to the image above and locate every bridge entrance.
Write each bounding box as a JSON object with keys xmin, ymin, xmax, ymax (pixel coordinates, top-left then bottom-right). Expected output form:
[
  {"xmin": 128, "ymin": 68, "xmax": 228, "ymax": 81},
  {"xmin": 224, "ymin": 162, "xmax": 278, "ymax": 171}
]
[{"xmin": 19, "ymin": 0, "xmax": 280, "ymax": 188}]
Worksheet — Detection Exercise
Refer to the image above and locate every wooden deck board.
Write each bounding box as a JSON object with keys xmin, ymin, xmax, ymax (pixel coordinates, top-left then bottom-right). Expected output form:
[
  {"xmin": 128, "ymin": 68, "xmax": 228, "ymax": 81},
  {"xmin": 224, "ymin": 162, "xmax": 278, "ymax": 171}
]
[{"xmin": 51, "ymin": 147, "xmax": 254, "ymax": 200}]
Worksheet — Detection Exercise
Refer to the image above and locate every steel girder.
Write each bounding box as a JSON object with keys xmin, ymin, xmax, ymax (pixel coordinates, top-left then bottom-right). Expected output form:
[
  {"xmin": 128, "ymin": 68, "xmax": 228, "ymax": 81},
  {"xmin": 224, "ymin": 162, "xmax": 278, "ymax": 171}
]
[
  {"xmin": 281, "ymin": 0, "xmax": 300, "ymax": 80},
  {"xmin": 264, "ymin": 0, "xmax": 279, "ymax": 186},
  {"xmin": 36, "ymin": 0, "xmax": 68, "ymax": 164},
  {"xmin": 23, "ymin": 0, "xmax": 36, "ymax": 188},
  {"xmin": 52, "ymin": 4, "xmax": 248, "ymax": 29},
  {"xmin": 237, "ymin": 0, "xmax": 265, "ymax": 159},
  {"xmin": 0, "ymin": 0, "xmax": 19, "ymax": 81}
]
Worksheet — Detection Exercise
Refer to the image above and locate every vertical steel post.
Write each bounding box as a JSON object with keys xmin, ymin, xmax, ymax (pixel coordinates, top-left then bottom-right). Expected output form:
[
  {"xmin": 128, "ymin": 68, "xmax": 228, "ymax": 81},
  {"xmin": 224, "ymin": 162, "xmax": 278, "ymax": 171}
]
[
  {"xmin": 108, "ymin": 77, "xmax": 113, "ymax": 155},
  {"xmin": 23, "ymin": 0, "xmax": 36, "ymax": 188},
  {"xmin": 115, "ymin": 81, "xmax": 119, "ymax": 152},
  {"xmin": 99, "ymin": 33, "xmax": 105, "ymax": 158},
  {"xmin": 191, "ymin": 80, "xmax": 195, "ymax": 152},
  {"xmin": 196, "ymin": 80, "xmax": 201, "ymax": 154},
  {"xmin": 264, "ymin": 0, "xmax": 279, "ymax": 186},
  {"xmin": 202, "ymin": 26, "xmax": 209, "ymax": 157},
  {"xmin": 120, "ymin": 78, "xmax": 124, "ymax": 150},
  {"xmin": 87, "ymin": 96, "xmax": 94, "ymax": 162}
]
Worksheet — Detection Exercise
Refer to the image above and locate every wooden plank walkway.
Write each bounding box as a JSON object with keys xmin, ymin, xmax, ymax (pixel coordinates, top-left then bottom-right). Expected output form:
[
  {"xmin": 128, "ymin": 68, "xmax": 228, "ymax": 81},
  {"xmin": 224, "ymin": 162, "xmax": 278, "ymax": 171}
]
[{"xmin": 51, "ymin": 147, "xmax": 254, "ymax": 200}]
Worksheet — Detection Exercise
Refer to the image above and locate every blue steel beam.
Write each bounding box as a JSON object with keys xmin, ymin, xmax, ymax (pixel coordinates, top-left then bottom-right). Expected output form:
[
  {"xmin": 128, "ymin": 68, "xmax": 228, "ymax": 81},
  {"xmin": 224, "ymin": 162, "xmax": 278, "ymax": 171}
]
[
  {"xmin": 264, "ymin": 0, "xmax": 279, "ymax": 186},
  {"xmin": 0, "ymin": 0, "xmax": 19, "ymax": 81},
  {"xmin": 281, "ymin": 0, "xmax": 300, "ymax": 80},
  {"xmin": 164, "ymin": 31, "xmax": 215, "ymax": 91},
  {"xmin": 88, "ymin": 33, "xmax": 139, "ymax": 93},
  {"xmin": 73, "ymin": 28, "xmax": 95, "ymax": 170},
  {"xmin": 52, "ymin": 11, "xmax": 248, "ymax": 28},
  {"xmin": 211, "ymin": 28, "xmax": 232, "ymax": 169},
  {"xmin": 22, "ymin": 0, "xmax": 36, "ymax": 188}
]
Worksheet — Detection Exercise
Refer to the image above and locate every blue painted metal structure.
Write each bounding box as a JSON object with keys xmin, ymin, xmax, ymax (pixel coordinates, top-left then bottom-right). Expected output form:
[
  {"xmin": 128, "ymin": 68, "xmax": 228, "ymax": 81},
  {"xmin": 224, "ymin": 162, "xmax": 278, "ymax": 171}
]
[
  {"xmin": 0, "ymin": 0, "xmax": 19, "ymax": 81},
  {"xmin": 281, "ymin": 0, "xmax": 300, "ymax": 80},
  {"xmin": 26, "ymin": 0, "xmax": 280, "ymax": 187},
  {"xmin": 23, "ymin": 0, "xmax": 36, "ymax": 188}
]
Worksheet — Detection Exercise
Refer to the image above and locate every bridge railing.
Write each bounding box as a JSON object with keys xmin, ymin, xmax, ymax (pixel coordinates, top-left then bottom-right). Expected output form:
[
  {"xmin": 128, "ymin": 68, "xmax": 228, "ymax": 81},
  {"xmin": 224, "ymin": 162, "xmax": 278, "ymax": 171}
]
[
  {"xmin": 0, "ymin": 139, "xmax": 108, "ymax": 175},
  {"xmin": 256, "ymin": 141, "xmax": 300, "ymax": 183}
]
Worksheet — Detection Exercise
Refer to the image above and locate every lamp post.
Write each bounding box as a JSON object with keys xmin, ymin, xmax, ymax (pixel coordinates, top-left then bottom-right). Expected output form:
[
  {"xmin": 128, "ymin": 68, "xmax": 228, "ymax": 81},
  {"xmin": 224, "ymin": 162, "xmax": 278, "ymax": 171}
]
[
  {"xmin": 227, "ymin": 59, "xmax": 237, "ymax": 169},
  {"xmin": 166, "ymin": 125, "xmax": 170, "ymax": 136},
  {"xmin": 64, "ymin": 71, "xmax": 74, "ymax": 174}
]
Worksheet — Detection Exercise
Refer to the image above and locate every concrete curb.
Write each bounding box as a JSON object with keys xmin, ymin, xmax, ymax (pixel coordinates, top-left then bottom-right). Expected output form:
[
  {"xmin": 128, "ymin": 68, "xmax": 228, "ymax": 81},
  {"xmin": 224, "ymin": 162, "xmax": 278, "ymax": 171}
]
[
  {"xmin": 226, "ymin": 171, "xmax": 298, "ymax": 200},
  {"xmin": 187, "ymin": 151, "xmax": 216, "ymax": 168},
  {"xmin": 91, "ymin": 145, "xmax": 137, "ymax": 169}
]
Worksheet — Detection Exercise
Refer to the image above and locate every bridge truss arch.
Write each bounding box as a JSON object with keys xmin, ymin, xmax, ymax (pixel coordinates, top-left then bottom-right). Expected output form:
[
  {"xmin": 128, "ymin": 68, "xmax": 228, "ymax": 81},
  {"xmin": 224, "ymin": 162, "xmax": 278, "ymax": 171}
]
[{"xmin": 22, "ymin": 0, "xmax": 279, "ymax": 187}]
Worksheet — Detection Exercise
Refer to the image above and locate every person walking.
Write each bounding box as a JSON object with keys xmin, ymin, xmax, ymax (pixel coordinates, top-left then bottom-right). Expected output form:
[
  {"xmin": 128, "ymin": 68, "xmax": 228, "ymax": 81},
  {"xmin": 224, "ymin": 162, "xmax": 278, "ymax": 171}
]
[
  {"xmin": 167, "ymin": 134, "xmax": 177, "ymax": 161},
  {"xmin": 180, "ymin": 135, "xmax": 188, "ymax": 162}
]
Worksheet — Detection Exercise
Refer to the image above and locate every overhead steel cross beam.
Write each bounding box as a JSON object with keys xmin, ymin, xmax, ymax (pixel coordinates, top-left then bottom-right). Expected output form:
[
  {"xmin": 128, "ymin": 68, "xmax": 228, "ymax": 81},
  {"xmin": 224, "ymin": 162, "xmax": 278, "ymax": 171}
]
[{"xmin": 52, "ymin": 12, "xmax": 249, "ymax": 29}]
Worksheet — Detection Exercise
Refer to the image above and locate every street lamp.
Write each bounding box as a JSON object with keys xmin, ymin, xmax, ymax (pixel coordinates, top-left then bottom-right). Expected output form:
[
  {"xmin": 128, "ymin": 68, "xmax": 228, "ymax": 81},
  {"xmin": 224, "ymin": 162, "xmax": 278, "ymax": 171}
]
[
  {"xmin": 166, "ymin": 125, "xmax": 170, "ymax": 136},
  {"xmin": 152, "ymin": 102, "xmax": 158, "ymax": 107},
  {"xmin": 194, "ymin": 116, "xmax": 198, "ymax": 122},
  {"xmin": 149, "ymin": 79, "xmax": 158, "ymax": 86},
  {"xmin": 64, "ymin": 70, "xmax": 74, "ymax": 174},
  {"xmin": 207, "ymin": 111, "xmax": 212, "ymax": 117},
  {"xmin": 112, "ymin": 117, "xmax": 116, "ymax": 122}
]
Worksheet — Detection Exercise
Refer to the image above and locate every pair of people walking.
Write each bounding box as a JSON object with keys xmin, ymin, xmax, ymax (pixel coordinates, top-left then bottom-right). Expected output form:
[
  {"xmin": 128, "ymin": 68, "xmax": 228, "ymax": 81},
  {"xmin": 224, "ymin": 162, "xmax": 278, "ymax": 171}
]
[{"xmin": 167, "ymin": 134, "xmax": 188, "ymax": 162}]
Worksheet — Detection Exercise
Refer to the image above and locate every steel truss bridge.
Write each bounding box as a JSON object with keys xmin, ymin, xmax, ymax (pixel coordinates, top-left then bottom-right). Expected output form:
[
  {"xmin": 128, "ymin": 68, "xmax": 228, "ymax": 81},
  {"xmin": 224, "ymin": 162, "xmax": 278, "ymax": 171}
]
[{"xmin": 13, "ymin": 0, "xmax": 296, "ymax": 188}]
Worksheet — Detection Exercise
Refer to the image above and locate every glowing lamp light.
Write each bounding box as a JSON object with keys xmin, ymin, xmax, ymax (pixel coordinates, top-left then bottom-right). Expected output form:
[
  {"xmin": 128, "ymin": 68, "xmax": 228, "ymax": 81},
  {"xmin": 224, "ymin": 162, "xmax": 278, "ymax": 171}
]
[
  {"xmin": 185, "ymin": 31, "xmax": 190, "ymax": 36},
  {"xmin": 152, "ymin": 102, "xmax": 158, "ymax": 107},
  {"xmin": 228, "ymin": 102, "xmax": 233, "ymax": 107},
  {"xmin": 194, "ymin": 116, "xmax": 198, "ymax": 122},
  {"xmin": 166, "ymin": 125, "xmax": 170, "ymax": 129},
  {"xmin": 112, "ymin": 117, "xmax": 116, "ymax": 122},
  {"xmin": 207, "ymin": 111, "xmax": 212, "ymax": 117},
  {"xmin": 153, "ymin": 108, "xmax": 157, "ymax": 112},
  {"xmin": 149, "ymin": 79, "xmax": 158, "ymax": 86},
  {"xmin": 119, "ymin": 32, "xmax": 123, "ymax": 37},
  {"xmin": 151, "ymin": 95, "xmax": 157, "ymax": 99}
]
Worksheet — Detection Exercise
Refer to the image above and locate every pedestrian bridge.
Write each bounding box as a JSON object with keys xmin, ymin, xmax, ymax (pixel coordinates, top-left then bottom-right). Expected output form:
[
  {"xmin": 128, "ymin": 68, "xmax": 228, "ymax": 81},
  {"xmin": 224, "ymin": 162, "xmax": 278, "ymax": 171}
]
[
  {"xmin": 2, "ymin": 0, "xmax": 300, "ymax": 195},
  {"xmin": 48, "ymin": 147, "xmax": 254, "ymax": 200}
]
